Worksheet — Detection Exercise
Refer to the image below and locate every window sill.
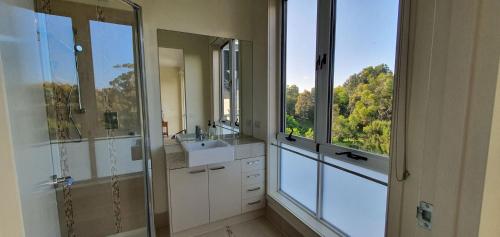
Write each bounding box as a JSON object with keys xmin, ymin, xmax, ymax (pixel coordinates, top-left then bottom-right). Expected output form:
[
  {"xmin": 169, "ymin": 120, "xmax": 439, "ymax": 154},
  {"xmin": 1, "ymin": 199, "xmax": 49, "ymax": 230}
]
[{"xmin": 266, "ymin": 191, "xmax": 344, "ymax": 237}]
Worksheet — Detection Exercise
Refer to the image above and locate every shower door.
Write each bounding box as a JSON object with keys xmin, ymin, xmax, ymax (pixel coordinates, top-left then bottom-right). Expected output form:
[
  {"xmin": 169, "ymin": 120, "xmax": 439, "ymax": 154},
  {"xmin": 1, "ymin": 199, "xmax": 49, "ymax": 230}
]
[{"xmin": 36, "ymin": 1, "xmax": 151, "ymax": 236}]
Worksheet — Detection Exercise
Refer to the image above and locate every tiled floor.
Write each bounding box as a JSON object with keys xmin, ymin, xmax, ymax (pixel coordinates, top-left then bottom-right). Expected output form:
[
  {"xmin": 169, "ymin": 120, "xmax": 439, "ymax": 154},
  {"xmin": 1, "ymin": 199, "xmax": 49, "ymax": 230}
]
[{"xmin": 156, "ymin": 217, "xmax": 284, "ymax": 237}]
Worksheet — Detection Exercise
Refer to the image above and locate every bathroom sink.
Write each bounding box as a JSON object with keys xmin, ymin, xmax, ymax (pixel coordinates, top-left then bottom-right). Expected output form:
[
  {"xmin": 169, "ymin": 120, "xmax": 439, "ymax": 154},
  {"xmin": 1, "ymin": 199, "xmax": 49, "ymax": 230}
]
[{"xmin": 180, "ymin": 140, "xmax": 235, "ymax": 167}]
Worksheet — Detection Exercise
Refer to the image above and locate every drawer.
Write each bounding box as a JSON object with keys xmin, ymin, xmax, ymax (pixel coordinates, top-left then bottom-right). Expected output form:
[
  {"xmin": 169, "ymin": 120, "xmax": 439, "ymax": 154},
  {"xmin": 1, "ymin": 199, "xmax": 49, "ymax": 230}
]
[
  {"xmin": 242, "ymin": 169, "xmax": 264, "ymax": 185},
  {"xmin": 235, "ymin": 143, "xmax": 265, "ymax": 159},
  {"xmin": 242, "ymin": 195, "xmax": 265, "ymax": 213},
  {"xmin": 242, "ymin": 182, "xmax": 265, "ymax": 199},
  {"xmin": 242, "ymin": 156, "xmax": 265, "ymax": 172}
]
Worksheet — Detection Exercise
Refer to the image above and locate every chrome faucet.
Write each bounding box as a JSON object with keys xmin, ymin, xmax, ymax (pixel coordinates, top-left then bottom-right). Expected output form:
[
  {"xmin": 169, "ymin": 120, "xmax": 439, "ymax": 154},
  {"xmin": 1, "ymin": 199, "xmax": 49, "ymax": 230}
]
[{"xmin": 195, "ymin": 125, "xmax": 204, "ymax": 141}]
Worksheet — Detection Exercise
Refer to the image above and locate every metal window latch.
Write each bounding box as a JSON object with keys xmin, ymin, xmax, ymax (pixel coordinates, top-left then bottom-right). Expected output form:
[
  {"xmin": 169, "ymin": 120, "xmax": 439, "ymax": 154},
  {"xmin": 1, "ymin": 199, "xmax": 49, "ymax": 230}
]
[
  {"xmin": 417, "ymin": 201, "xmax": 433, "ymax": 230},
  {"xmin": 320, "ymin": 53, "xmax": 327, "ymax": 69},
  {"xmin": 316, "ymin": 55, "xmax": 321, "ymax": 70},
  {"xmin": 315, "ymin": 54, "xmax": 327, "ymax": 70},
  {"xmin": 335, "ymin": 151, "xmax": 368, "ymax": 161},
  {"xmin": 286, "ymin": 128, "xmax": 296, "ymax": 142}
]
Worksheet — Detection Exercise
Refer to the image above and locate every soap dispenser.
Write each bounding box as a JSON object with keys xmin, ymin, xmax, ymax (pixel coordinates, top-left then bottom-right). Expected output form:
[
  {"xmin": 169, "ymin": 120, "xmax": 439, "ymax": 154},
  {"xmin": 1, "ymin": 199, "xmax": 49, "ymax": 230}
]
[
  {"xmin": 207, "ymin": 120, "xmax": 213, "ymax": 139},
  {"xmin": 212, "ymin": 122, "xmax": 217, "ymax": 139},
  {"xmin": 208, "ymin": 120, "xmax": 217, "ymax": 139}
]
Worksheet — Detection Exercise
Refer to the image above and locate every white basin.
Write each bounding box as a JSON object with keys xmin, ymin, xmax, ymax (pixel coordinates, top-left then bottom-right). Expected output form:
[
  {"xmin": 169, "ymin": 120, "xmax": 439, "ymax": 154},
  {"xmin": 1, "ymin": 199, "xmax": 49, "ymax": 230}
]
[{"xmin": 181, "ymin": 140, "xmax": 235, "ymax": 167}]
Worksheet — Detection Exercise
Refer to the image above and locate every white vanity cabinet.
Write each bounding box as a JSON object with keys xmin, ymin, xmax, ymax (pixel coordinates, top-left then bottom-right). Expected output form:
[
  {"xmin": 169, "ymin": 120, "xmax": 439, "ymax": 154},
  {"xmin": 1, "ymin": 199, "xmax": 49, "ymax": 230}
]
[
  {"xmin": 240, "ymin": 156, "xmax": 265, "ymax": 213},
  {"xmin": 208, "ymin": 160, "xmax": 242, "ymax": 222},
  {"xmin": 166, "ymin": 139, "xmax": 265, "ymax": 234},
  {"xmin": 169, "ymin": 167, "xmax": 210, "ymax": 233}
]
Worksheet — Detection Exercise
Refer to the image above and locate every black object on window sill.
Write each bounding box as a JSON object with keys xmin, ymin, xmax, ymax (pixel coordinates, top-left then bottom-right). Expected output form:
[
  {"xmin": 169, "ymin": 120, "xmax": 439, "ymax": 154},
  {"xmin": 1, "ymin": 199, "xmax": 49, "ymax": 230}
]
[
  {"xmin": 335, "ymin": 151, "xmax": 368, "ymax": 161},
  {"xmin": 285, "ymin": 128, "xmax": 297, "ymax": 142}
]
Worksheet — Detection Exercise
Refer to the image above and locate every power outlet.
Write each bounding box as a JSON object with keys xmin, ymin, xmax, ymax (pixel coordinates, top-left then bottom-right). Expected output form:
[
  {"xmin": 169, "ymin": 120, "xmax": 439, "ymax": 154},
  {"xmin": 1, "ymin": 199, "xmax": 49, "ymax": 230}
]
[{"xmin": 417, "ymin": 201, "xmax": 433, "ymax": 230}]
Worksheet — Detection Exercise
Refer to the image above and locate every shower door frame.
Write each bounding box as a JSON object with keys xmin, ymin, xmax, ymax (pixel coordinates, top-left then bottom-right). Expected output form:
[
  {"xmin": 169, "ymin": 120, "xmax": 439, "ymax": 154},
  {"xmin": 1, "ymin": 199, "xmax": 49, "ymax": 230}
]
[
  {"xmin": 35, "ymin": 0, "xmax": 156, "ymax": 234},
  {"xmin": 120, "ymin": 1, "xmax": 156, "ymax": 236}
]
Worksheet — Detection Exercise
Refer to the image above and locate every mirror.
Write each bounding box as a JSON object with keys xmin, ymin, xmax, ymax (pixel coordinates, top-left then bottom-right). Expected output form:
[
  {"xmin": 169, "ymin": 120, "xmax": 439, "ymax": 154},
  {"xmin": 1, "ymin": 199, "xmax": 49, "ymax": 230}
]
[{"xmin": 157, "ymin": 30, "xmax": 253, "ymax": 141}]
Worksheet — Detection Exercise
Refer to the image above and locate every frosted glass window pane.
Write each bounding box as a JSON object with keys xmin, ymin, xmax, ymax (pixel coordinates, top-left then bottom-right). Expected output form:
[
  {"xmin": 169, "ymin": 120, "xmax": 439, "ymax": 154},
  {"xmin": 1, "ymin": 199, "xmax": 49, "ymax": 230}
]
[
  {"xmin": 322, "ymin": 156, "xmax": 388, "ymax": 237},
  {"xmin": 280, "ymin": 144, "xmax": 318, "ymax": 212}
]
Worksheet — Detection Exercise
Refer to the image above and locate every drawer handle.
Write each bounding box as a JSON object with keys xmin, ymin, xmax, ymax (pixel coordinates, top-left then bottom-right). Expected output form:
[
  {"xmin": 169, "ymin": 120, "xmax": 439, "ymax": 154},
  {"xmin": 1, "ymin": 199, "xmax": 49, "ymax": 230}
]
[
  {"xmin": 247, "ymin": 200, "xmax": 262, "ymax": 205},
  {"xmin": 247, "ymin": 187, "xmax": 261, "ymax": 192},
  {"xmin": 209, "ymin": 166, "xmax": 225, "ymax": 171},
  {"xmin": 247, "ymin": 160, "xmax": 260, "ymax": 165},
  {"xmin": 189, "ymin": 169, "xmax": 206, "ymax": 174},
  {"xmin": 247, "ymin": 174, "xmax": 260, "ymax": 178}
]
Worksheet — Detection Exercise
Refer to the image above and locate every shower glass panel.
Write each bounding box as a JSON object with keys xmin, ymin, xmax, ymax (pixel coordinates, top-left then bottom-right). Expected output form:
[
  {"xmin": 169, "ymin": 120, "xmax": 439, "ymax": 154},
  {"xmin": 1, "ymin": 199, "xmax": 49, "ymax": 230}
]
[{"xmin": 35, "ymin": 0, "xmax": 150, "ymax": 236}]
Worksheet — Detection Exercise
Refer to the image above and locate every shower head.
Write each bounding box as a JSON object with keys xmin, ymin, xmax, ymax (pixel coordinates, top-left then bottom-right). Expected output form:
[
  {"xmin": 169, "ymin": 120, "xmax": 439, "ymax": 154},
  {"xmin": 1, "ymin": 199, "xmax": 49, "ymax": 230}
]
[{"xmin": 74, "ymin": 44, "xmax": 83, "ymax": 53}]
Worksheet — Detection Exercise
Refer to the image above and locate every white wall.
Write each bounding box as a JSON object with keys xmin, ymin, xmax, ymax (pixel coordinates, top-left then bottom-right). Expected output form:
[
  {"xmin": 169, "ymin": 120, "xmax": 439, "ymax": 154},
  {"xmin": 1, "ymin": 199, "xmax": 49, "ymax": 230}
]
[
  {"xmin": 134, "ymin": 0, "xmax": 267, "ymax": 221},
  {"xmin": 479, "ymin": 59, "xmax": 500, "ymax": 237},
  {"xmin": 387, "ymin": 0, "xmax": 500, "ymax": 236},
  {"xmin": 0, "ymin": 36, "xmax": 25, "ymax": 237},
  {"xmin": 0, "ymin": 0, "xmax": 61, "ymax": 236}
]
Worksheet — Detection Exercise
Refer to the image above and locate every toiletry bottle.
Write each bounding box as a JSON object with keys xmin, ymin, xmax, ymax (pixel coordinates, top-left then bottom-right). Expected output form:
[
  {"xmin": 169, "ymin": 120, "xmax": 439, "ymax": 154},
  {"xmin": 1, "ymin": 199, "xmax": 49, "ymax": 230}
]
[
  {"xmin": 212, "ymin": 122, "xmax": 217, "ymax": 139},
  {"xmin": 207, "ymin": 120, "xmax": 212, "ymax": 139}
]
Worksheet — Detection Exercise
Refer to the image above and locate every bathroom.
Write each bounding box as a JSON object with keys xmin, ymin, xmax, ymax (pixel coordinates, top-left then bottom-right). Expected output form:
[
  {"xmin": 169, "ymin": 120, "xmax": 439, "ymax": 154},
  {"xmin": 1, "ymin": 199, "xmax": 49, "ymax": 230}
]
[{"xmin": 1, "ymin": 0, "xmax": 500, "ymax": 237}]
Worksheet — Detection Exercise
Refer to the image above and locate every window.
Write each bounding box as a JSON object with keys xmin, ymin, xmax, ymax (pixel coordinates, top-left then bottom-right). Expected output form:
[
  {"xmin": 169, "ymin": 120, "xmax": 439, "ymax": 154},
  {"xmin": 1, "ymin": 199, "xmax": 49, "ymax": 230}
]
[
  {"xmin": 322, "ymin": 156, "xmax": 388, "ymax": 236},
  {"xmin": 279, "ymin": 144, "xmax": 318, "ymax": 212},
  {"xmin": 330, "ymin": 0, "xmax": 399, "ymax": 155},
  {"xmin": 283, "ymin": 0, "xmax": 318, "ymax": 139},
  {"xmin": 278, "ymin": 0, "xmax": 404, "ymax": 236},
  {"xmin": 219, "ymin": 40, "xmax": 240, "ymax": 130},
  {"xmin": 221, "ymin": 42, "xmax": 232, "ymax": 123},
  {"xmin": 90, "ymin": 20, "xmax": 140, "ymax": 137},
  {"xmin": 39, "ymin": 6, "xmax": 139, "ymax": 140}
]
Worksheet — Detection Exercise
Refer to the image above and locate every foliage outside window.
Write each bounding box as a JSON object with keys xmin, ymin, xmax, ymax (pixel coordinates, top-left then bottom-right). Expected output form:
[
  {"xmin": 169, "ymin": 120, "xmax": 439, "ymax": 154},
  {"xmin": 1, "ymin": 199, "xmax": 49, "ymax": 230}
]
[
  {"xmin": 285, "ymin": 64, "xmax": 393, "ymax": 155},
  {"xmin": 331, "ymin": 64, "xmax": 393, "ymax": 155},
  {"xmin": 283, "ymin": 0, "xmax": 317, "ymax": 139},
  {"xmin": 94, "ymin": 63, "xmax": 140, "ymax": 136}
]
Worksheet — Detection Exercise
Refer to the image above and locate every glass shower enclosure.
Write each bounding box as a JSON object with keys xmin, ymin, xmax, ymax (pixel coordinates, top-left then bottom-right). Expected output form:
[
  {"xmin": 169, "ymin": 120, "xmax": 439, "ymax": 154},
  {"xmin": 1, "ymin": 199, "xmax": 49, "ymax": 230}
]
[{"xmin": 35, "ymin": 0, "xmax": 153, "ymax": 236}]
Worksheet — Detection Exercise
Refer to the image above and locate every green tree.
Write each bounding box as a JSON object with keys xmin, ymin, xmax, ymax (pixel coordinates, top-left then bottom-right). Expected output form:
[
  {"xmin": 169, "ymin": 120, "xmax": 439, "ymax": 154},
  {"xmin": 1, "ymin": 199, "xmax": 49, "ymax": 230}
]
[
  {"xmin": 284, "ymin": 64, "xmax": 393, "ymax": 155},
  {"xmin": 96, "ymin": 63, "xmax": 140, "ymax": 136},
  {"xmin": 286, "ymin": 85, "xmax": 299, "ymax": 115},
  {"xmin": 332, "ymin": 64, "xmax": 394, "ymax": 155},
  {"xmin": 295, "ymin": 89, "xmax": 314, "ymax": 122}
]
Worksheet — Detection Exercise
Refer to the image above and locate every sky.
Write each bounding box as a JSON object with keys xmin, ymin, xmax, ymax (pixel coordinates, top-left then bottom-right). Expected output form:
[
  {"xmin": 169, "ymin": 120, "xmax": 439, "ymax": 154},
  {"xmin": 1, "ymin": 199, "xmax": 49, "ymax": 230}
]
[
  {"xmin": 286, "ymin": 0, "xmax": 400, "ymax": 92},
  {"xmin": 90, "ymin": 21, "xmax": 134, "ymax": 89}
]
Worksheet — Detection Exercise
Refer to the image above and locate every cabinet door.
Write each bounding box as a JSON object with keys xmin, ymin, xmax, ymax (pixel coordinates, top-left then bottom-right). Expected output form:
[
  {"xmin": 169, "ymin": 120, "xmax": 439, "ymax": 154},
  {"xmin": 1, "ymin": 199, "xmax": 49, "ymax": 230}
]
[
  {"xmin": 208, "ymin": 160, "xmax": 242, "ymax": 222},
  {"xmin": 169, "ymin": 167, "xmax": 209, "ymax": 233}
]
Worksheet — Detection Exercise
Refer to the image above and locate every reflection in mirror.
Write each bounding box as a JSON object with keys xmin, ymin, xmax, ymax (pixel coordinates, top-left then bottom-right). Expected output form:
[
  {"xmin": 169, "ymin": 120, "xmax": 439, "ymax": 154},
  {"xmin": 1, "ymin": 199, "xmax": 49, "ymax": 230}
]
[
  {"xmin": 159, "ymin": 48, "xmax": 187, "ymax": 138},
  {"xmin": 157, "ymin": 30, "xmax": 253, "ymax": 144}
]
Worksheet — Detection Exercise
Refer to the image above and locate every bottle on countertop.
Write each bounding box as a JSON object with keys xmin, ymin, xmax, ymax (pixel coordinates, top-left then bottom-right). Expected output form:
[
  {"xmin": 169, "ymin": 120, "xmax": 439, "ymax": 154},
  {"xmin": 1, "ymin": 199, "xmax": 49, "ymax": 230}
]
[
  {"xmin": 212, "ymin": 122, "xmax": 217, "ymax": 139},
  {"xmin": 208, "ymin": 120, "xmax": 217, "ymax": 139},
  {"xmin": 207, "ymin": 120, "xmax": 213, "ymax": 139}
]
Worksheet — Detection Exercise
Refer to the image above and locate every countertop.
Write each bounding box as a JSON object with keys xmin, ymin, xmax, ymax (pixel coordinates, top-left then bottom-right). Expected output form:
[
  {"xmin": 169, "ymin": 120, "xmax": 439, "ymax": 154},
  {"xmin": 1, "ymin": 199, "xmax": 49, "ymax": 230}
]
[{"xmin": 164, "ymin": 135, "xmax": 265, "ymax": 170}]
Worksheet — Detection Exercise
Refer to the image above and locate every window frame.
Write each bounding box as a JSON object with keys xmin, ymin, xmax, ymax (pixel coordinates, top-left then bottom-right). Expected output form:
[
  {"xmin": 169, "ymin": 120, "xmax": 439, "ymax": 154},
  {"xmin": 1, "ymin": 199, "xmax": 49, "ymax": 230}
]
[
  {"xmin": 219, "ymin": 39, "xmax": 240, "ymax": 131},
  {"xmin": 276, "ymin": 0, "xmax": 410, "ymax": 235},
  {"xmin": 279, "ymin": 0, "xmax": 395, "ymax": 175}
]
